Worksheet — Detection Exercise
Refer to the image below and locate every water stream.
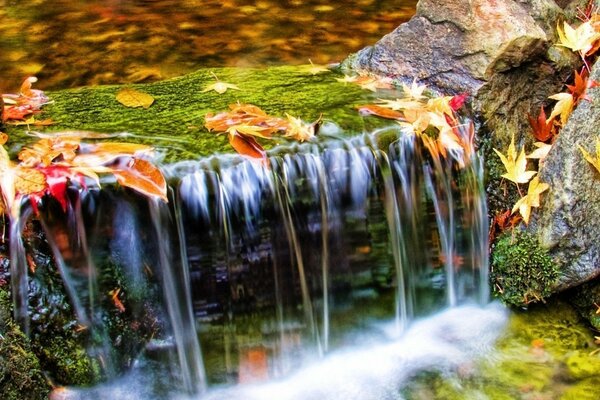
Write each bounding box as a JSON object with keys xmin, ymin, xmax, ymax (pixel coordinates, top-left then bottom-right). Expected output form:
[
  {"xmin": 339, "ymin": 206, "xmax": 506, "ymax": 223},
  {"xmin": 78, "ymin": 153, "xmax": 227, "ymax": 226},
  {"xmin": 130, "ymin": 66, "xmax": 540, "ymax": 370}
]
[{"xmin": 9, "ymin": 125, "xmax": 492, "ymax": 397}]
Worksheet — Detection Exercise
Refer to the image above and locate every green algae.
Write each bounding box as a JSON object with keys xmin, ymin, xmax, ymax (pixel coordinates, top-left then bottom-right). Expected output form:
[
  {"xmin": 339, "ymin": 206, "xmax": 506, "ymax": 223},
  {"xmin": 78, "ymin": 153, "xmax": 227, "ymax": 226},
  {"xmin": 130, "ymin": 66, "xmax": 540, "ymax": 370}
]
[
  {"xmin": 403, "ymin": 299, "xmax": 600, "ymax": 400},
  {"xmin": 5, "ymin": 66, "xmax": 394, "ymax": 163}
]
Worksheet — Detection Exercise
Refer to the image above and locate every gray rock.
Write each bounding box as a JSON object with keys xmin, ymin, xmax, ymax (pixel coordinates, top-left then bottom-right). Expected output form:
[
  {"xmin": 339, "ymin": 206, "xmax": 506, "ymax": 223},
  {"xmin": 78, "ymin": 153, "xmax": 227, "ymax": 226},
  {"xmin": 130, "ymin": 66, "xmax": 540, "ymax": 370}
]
[{"xmin": 532, "ymin": 62, "xmax": 600, "ymax": 291}]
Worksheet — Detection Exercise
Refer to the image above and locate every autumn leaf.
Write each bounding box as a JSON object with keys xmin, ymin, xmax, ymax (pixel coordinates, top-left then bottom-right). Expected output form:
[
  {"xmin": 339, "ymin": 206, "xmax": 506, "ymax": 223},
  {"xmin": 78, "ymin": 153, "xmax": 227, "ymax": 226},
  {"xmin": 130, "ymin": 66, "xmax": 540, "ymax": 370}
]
[
  {"xmin": 116, "ymin": 88, "xmax": 155, "ymax": 109},
  {"xmin": 556, "ymin": 19, "xmax": 600, "ymax": 57},
  {"xmin": 493, "ymin": 136, "xmax": 537, "ymax": 184},
  {"xmin": 527, "ymin": 142, "xmax": 553, "ymax": 161},
  {"xmin": 528, "ymin": 106, "xmax": 556, "ymax": 143},
  {"xmin": 284, "ymin": 113, "xmax": 318, "ymax": 142},
  {"xmin": 228, "ymin": 131, "xmax": 267, "ymax": 161},
  {"xmin": 578, "ymin": 139, "xmax": 600, "ymax": 173},
  {"xmin": 449, "ymin": 93, "xmax": 469, "ymax": 111},
  {"xmin": 201, "ymin": 73, "xmax": 240, "ymax": 94},
  {"xmin": 375, "ymin": 98, "xmax": 424, "ymax": 112},
  {"xmin": 356, "ymin": 104, "xmax": 405, "ymax": 120},
  {"xmin": 112, "ymin": 158, "xmax": 167, "ymax": 201},
  {"xmin": 303, "ymin": 59, "xmax": 330, "ymax": 75},
  {"xmin": 512, "ymin": 176, "xmax": 550, "ymax": 224},
  {"xmin": 547, "ymin": 92, "xmax": 574, "ymax": 126},
  {"xmin": 566, "ymin": 68, "xmax": 599, "ymax": 104},
  {"xmin": 335, "ymin": 74, "xmax": 359, "ymax": 84},
  {"xmin": 402, "ymin": 80, "xmax": 427, "ymax": 100},
  {"xmin": 354, "ymin": 76, "xmax": 393, "ymax": 92}
]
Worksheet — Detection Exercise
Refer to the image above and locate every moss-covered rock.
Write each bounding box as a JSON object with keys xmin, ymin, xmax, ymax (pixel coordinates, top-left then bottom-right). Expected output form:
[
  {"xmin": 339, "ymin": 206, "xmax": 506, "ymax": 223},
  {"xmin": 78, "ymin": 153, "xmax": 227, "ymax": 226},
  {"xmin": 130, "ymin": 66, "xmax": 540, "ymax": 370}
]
[
  {"xmin": 491, "ymin": 229, "xmax": 559, "ymax": 306},
  {"xmin": 5, "ymin": 66, "xmax": 388, "ymax": 163},
  {"xmin": 565, "ymin": 278, "xmax": 600, "ymax": 331}
]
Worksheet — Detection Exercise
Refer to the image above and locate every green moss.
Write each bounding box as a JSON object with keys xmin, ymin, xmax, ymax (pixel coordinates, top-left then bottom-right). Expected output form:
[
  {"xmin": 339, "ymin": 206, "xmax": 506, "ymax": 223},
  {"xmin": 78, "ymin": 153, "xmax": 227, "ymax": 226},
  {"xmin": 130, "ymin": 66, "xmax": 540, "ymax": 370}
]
[
  {"xmin": 491, "ymin": 229, "xmax": 559, "ymax": 307},
  {"xmin": 5, "ymin": 66, "xmax": 388, "ymax": 163},
  {"xmin": 0, "ymin": 318, "xmax": 50, "ymax": 400}
]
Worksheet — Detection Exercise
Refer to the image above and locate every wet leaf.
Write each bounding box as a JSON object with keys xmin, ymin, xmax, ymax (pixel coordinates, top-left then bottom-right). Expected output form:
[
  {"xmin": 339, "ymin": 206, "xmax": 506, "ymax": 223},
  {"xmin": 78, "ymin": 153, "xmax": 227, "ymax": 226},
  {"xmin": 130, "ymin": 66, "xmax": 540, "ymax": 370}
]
[
  {"xmin": 356, "ymin": 104, "xmax": 405, "ymax": 120},
  {"xmin": 113, "ymin": 158, "xmax": 168, "ymax": 201},
  {"xmin": 115, "ymin": 87, "xmax": 155, "ymax": 109},
  {"xmin": 228, "ymin": 131, "xmax": 267, "ymax": 161},
  {"xmin": 13, "ymin": 166, "xmax": 47, "ymax": 194}
]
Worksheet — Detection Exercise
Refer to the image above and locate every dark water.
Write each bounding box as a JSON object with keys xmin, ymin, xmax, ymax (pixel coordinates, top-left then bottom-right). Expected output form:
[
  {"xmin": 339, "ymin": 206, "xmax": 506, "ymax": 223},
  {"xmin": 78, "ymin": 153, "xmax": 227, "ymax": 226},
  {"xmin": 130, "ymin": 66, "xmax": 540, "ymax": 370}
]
[{"xmin": 0, "ymin": 0, "xmax": 417, "ymax": 91}]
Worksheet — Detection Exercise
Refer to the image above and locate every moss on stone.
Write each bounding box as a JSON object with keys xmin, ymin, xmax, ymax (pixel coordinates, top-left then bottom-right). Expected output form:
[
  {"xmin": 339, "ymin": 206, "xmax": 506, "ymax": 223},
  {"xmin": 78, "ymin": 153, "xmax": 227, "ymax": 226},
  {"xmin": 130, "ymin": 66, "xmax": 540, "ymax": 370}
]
[
  {"xmin": 5, "ymin": 66, "xmax": 386, "ymax": 163},
  {"xmin": 0, "ymin": 290, "xmax": 50, "ymax": 400},
  {"xmin": 491, "ymin": 229, "xmax": 559, "ymax": 307}
]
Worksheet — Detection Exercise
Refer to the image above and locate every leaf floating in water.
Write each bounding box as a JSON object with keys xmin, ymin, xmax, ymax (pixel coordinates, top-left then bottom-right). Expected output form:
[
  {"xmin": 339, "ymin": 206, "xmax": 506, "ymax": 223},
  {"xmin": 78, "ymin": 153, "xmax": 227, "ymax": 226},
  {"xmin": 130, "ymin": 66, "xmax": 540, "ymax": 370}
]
[
  {"xmin": 113, "ymin": 158, "xmax": 168, "ymax": 202},
  {"xmin": 356, "ymin": 104, "xmax": 405, "ymax": 120},
  {"xmin": 115, "ymin": 88, "xmax": 155, "ymax": 109},
  {"xmin": 228, "ymin": 130, "xmax": 267, "ymax": 162}
]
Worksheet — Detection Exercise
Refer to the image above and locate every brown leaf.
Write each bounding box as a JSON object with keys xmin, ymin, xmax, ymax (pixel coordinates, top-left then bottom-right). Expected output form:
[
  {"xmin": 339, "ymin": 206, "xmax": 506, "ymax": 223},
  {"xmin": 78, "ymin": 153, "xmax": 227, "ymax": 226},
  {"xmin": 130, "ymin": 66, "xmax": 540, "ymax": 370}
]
[
  {"xmin": 115, "ymin": 88, "xmax": 155, "ymax": 109},
  {"xmin": 229, "ymin": 131, "xmax": 267, "ymax": 161},
  {"xmin": 356, "ymin": 104, "xmax": 405, "ymax": 120},
  {"xmin": 112, "ymin": 158, "xmax": 167, "ymax": 201}
]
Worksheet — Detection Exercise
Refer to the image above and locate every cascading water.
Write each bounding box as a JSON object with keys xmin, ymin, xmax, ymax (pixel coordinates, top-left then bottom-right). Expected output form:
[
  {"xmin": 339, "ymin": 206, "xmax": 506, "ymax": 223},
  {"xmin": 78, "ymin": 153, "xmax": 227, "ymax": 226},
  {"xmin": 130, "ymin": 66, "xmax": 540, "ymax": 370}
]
[{"xmin": 8, "ymin": 124, "xmax": 495, "ymax": 399}]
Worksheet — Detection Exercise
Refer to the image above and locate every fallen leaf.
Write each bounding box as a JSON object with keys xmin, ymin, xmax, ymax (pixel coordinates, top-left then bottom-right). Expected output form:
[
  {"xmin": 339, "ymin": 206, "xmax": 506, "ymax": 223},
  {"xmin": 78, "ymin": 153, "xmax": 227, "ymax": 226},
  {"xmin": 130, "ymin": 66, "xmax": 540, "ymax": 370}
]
[
  {"xmin": 527, "ymin": 142, "xmax": 553, "ymax": 161},
  {"xmin": 547, "ymin": 92, "xmax": 574, "ymax": 126},
  {"xmin": 493, "ymin": 136, "xmax": 537, "ymax": 184},
  {"xmin": 401, "ymin": 80, "xmax": 427, "ymax": 100},
  {"xmin": 556, "ymin": 20, "xmax": 600, "ymax": 57},
  {"xmin": 579, "ymin": 139, "xmax": 600, "ymax": 174},
  {"xmin": 115, "ymin": 88, "xmax": 155, "ymax": 109},
  {"xmin": 228, "ymin": 131, "xmax": 267, "ymax": 161},
  {"xmin": 13, "ymin": 166, "xmax": 47, "ymax": 194},
  {"xmin": 303, "ymin": 59, "xmax": 330, "ymax": 75},
  {"xmin": 566, "ymin": 68, "xmax": 599, "ymax": 104},
  {"xmin": 511, "ymin": 176, "xmax": 549, "ymax": 224},
  {"xmin": 112, "ymin": 158, "xmax": 168, "ymax": 201},
  {"xmin": 528, "ymin": 106, "xmax": 556, "ymax": 143},
  {"xmin": 356, "ymin": 104, "xmax": 405, "ymax": 119}
]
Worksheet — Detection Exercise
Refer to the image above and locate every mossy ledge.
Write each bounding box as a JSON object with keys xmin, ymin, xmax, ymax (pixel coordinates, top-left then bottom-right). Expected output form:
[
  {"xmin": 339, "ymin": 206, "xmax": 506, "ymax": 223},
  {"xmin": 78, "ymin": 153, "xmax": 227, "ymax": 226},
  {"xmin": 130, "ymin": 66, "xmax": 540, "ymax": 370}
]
[
  {"xmin": 5, "ymin": 66, "xmax": 389, "ymax": 163},
  {"xmin": 491, "ymin": 229, "xmax": 559, "ymax": 307}
]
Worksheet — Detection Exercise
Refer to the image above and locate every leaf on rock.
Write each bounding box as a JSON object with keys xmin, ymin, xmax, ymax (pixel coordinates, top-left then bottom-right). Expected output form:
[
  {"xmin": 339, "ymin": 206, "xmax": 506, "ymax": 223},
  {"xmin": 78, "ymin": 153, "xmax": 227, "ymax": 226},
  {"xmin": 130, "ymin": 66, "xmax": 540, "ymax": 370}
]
[
  {"xmin": 566, "ymin": 68, "xmax": 599, "ymax": 104},
  {"xmin": 511, "ymin": 177, "xmax": 550, "ymax": 224},
  {"xmin": 116, "ymin": 88, "xmax": 155, "ymax": 109},
  {"xmin": 579, "ymin": 139, "xmax": 600, "ymax": 174},
  {"xmin": 547, "ymin": 92, "xmax": 574, "ymax": 126},
  {"xmin": 493, "ymin": 136, "xmax": 537, "ymax": 184},
  {"xmin": 528, "ymin": 106, "xmax": 556, "ymax": 143},
  {"xmin": 113, "ymin": 158, "xmax": 167, "ymax": 201},
  {"xmin": 556, "ymin": 20, "xmax": 600, "ymax": 57},
  {"xmin": 527, "ymin": 142, "xmax": 553, "ymax": 161}
]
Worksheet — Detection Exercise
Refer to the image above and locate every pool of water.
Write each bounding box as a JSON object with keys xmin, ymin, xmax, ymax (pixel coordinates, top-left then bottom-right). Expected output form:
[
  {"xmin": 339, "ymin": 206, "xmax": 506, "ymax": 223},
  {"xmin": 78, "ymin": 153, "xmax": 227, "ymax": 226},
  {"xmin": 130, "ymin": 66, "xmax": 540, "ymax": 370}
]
[{"xmin": 0, "ymin": 0, "xmax": 417, "ymax": 91}]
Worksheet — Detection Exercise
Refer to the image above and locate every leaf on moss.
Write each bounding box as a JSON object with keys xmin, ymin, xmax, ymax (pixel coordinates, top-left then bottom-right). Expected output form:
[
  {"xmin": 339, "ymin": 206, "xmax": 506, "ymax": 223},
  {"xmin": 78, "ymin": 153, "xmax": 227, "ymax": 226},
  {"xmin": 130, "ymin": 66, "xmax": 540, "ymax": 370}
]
[{"xmin": 115, "ymin": 88, "xmax": 155, "ymax": 109}]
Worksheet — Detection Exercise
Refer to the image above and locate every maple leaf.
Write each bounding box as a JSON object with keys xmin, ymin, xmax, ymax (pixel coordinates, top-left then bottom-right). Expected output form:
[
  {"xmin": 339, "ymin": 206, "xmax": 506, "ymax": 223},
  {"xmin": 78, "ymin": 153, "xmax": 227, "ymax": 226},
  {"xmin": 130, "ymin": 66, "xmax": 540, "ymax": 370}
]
[
  {"xmin": 528, "ymin": 106, "xmax": 556, "ymax": 143},
  {"xmin": 547, "ymin": 92, "xmax": 574, "ymax": 126},
  {"xmin": 303, "ymin": 59, "xmax": 330, "ymax": 75},
  {"xmin": 493, "ymin": 136, "xmax": 537, "ymax": 184},
  {"xmin": 556, "ymin": 20, "xmax": 600, "ymax": 57},
  {"xmin": 284, "ymin": 113, "xmax": 318, "ymax": 142},
  {"xmin": 511, "ymin": 176, "xmax": 550, "ymax": 224},
  {"xmin": 527, "ymin": 142, "xmax": 553, "ymax": 161},
  {"xmin": 228, "ymin": 130, "xmax": 267, "ymax": 161},
  {"xmin": 375, "ymin": 98, "xmax": 423, "ymax": 112},
  {"xmin": 449, "ymin": 93, "xmax": 469, "ymax": 111},
  {"xmin": 566, "ymin": 68, "xmax": 599, "ymax": 104},
  {"xmin": 201, "ymin": 73, "xmax": 240, "ymax": 94},
  {"xmin": 115, "ymin": 88, "xmax": 154, "ymax": 109},
  {"xmin": 402, "ymin": 80, "xmax": 427, "ymax": 100},
  {"xmin": 354, "ymin": 76, "xmax": 393, "ymax": 92},
  {"xmin": 578, "ymin": 138, "xmax": 600, "ymax": 173},
  {"xmin": 335, "ymin": 74, "xmax": 359, "ymax": 84}
]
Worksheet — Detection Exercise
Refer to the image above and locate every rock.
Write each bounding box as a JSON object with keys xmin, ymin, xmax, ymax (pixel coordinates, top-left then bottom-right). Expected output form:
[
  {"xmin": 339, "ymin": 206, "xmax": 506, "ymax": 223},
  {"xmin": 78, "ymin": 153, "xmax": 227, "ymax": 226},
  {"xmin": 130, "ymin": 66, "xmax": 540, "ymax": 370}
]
[
  {"xmin": 532, "ymin": 61, "xmax": 600, "ymax": 291},
  {"xmin": 565, "ymin": 350, "xmax": 600, "ymax": 380}
]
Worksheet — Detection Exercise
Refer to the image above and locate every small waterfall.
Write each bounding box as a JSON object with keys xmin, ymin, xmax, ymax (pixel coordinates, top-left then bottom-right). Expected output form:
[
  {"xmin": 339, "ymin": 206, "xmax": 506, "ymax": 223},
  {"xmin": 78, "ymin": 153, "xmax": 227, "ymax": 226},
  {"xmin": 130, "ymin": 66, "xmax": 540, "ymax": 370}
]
[{"xmin": 7, "ymin": 125, "xmax": 488, "ymax": 396}]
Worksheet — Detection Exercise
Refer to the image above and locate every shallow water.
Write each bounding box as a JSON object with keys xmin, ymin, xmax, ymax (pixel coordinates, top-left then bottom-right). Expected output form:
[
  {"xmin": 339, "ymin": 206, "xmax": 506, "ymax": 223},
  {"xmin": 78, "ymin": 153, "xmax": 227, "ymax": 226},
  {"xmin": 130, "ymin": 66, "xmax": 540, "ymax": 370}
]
[{"xmin": 0, "ymin": 0, "xmax": 417, "ymax": 90}]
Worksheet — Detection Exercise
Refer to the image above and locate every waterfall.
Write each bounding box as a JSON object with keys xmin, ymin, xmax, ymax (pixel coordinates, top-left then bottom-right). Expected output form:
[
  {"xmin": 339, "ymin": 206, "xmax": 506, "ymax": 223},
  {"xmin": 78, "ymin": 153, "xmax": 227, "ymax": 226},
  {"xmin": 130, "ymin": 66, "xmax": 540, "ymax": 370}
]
[{"xmin": 7, "ymin": 126, "xmax": 488, "ymax": 396}]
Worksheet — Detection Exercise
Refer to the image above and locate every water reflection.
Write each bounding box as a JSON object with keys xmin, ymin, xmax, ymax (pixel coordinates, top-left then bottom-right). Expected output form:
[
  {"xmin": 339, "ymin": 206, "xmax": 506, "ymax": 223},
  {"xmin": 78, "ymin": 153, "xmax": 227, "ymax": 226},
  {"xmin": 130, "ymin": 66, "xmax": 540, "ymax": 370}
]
[{"xmin": 0, "ymin": 0, "xmax": 417, "ymax": 90}]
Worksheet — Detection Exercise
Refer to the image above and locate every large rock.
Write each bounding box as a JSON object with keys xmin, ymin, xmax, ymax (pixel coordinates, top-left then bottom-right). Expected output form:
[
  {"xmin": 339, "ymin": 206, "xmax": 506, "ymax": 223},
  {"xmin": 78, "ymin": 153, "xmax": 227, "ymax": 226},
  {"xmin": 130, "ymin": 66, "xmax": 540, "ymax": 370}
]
[
  {"xmin": 343, "ymin": 0, "xmax": 583, "ymax": 149},
  {"xmin": 532, "ymin": 62, "xmax": 600, "ymax": 291}
]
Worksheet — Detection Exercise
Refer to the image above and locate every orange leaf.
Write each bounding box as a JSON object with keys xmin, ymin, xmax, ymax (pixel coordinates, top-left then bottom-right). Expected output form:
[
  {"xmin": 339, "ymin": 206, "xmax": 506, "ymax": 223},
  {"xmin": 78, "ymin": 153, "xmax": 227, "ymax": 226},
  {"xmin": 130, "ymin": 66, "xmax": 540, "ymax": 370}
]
[
  {"xmin": 229, "ymin": 131, "xmax": 267, "ymax": 161},
  {"xmin": 356, "ymin": 104, "xmax": 405, "ymax": 120},
  {"xmin": 528, "ymin": 106, "xmax": 555, "ymax": 143},
  {"xmin": 112, "ymin": 158, "xmax": 167, "ymax": 202},
  {"xmin": 566, "ymin": 68, "xmax": 599, "ymax": 104}
]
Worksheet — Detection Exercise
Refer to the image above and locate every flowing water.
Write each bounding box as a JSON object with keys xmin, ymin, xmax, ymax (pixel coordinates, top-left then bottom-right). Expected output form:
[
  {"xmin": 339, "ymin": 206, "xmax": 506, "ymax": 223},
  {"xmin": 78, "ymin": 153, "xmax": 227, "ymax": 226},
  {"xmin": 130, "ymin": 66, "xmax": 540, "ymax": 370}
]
[{"xmin": 8, "ymin": 125, "xmax": 493, "ymax": 398}]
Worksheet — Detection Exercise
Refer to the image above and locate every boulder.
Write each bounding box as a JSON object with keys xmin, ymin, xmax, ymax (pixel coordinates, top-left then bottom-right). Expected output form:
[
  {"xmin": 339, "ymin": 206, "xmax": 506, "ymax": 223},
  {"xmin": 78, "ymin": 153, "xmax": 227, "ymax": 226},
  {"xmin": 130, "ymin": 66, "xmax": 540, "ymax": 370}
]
[{"xmin": 532, "ymin": 61, "xmax": 600, "ymax": 291}]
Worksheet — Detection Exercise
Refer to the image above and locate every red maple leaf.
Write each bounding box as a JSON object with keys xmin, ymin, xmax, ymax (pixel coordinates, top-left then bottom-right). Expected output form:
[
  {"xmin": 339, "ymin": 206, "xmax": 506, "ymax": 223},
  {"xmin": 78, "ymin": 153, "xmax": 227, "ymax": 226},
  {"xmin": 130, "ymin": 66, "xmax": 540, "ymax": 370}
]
[
  {"xmin": 449, "ymin": 93, "xmax": 469, "ymax": 111},
  {"xmin": 528, "ymin": 106, "xmax": 556, "ymax": 143},
  {"xmin": 567, "ymin": 68, "xmax": 600, "ymax": 104}
]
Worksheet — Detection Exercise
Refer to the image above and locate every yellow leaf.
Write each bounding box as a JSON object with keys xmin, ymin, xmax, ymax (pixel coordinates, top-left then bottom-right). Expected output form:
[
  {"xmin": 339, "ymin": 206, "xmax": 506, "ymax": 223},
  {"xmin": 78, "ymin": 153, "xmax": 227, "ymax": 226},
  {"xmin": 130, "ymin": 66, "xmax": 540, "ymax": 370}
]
[
  {"xmin": 512, "ymin": 176, "xmax": 549, "ymax": 224},
  {"xmin": 548, "ymin": 92, "xmax": 574, "ymax": 125},
  {"xmin": 493, "ymin": 135, "xmax": 537, "ymax": 184},
  {"xmin": 556, "ymin": 20, "xmax": 600, "ymax": 56},
  {"xmin": 303, "ymin": 59, "xmax": 330, "ymax": 75},
  {"xmin": 115, "ymin": 88, "xmax": 155, "ymax": 109},
  {"xmin": 13, "ymin": 167, "xmax": 46, "ymax": 195},
  {"xmin": 284, "ymin": 113, "xmax": 316, "ymax": 142},
  {"xmin": 527, "ymin": 142, "xmax": 553, "ymax": 161},
  {"xmin": 226, "ymin": 124, "xmax": 274, "ymax": 139},
  {"xmin": 335, "ymin": 74, "xmax": 359, "ymax": 84},
  {"xmin": 402, "ymin": 80, "xmax": 427, "ymax": 100},
  {"xmin": 579, "ymin": 140, "xmax": 600, "ymax": 173},
  {"xmin": 376, "ymin": 98, "xmax": 424, "ymax": 112},
  {"xmin": 112, "ymin": 158, "xmax": 167, "ymax": 202},
  {"xmin": 202, "ymin": 81, "xmax": 240, "ymax": 94}
]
